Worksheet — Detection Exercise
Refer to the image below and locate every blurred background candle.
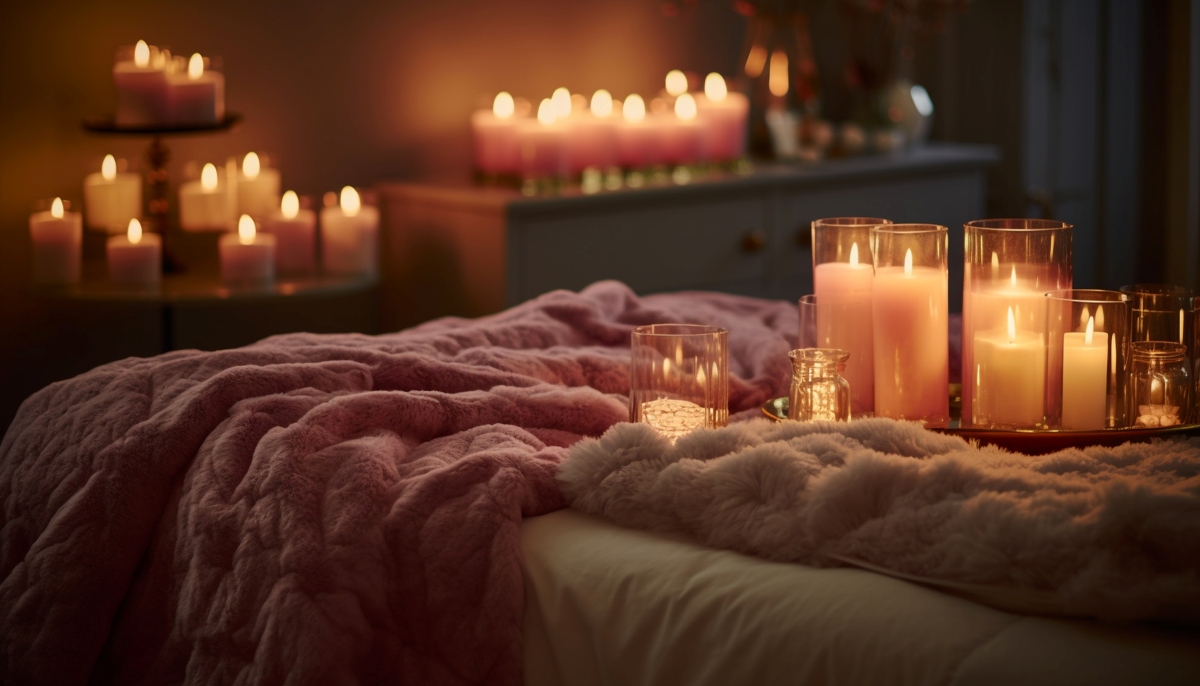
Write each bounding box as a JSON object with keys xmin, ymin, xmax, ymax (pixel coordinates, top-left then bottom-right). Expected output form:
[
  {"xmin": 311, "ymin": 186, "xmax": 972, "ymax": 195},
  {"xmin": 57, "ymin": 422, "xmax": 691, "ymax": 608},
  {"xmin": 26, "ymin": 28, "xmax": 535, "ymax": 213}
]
[
  {"xmin": 471, "ymin": 92, "xmax": 521, "ymax": 176},
  {"xmin": 1061, "ymin": 315, "xmax": 1108, "ymax": 430},
  {"xmin": 664, "ymin": 69, "xmax": 689, "ymax": 99},
  {"xmin": 872, "ymin": 225, "xmax": 949, "ymax": 425},
  {"xmin": 220, "ymin": 214, "xmax": 275, "ymax": 284},
  {"xmin": 616, "ymin": 94, "xmax": 662, "ymax": 169},
  {"xmin": 106, "ymin": 218, "xmax": 161, "ymax": 286},
  {"xmin": 30, "ymin": 198, "xmax": 82, "ymax": 285},
  {"xmin": 518, "ymin": 98, "xmax": 567, "ymax": 181},
  {"xmin": 264, "ymin": 190, "xmax": 316, "ymax": 273},
  {"xmin": 660, "ymin": 93, "xmax": 702, "ymax": 166},
  {"xmin": 974, "ymin": 306, "xmax": 1046, "ymax": 427},
  {"xmin": 83, "ymin": 154, "xmax": 141, "ymax": 233},
  {"xmin": 114, "ymin": 40, "xmax": 168, "ymax": 126},
  {"xmin": 566, "ymin": 89, "xmax": 619, "ymax": 175},
  {"xmin": 166, "ymin": 53, "xmax": 224, "ymax": 126},
  {"xmin": 179, "ymin": 162, "xmax": 233, "ymax": 230},
  {"xmin": 321, "ymin": 186, "xmax": 380, "ymax": 276},
  {"xmin": 696, "ymin": 73, "xmax": 749, "ymax": 162},
  {"xmin": 237, "ymin": 152, "xmax": 280, "ymax": 217}
]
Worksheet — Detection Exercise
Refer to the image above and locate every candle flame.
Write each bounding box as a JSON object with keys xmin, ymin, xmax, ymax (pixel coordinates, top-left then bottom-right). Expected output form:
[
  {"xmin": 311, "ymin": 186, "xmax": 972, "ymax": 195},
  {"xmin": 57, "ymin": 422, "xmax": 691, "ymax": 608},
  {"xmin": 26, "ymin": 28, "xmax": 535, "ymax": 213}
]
[
  {"xmin": 674, "ymin": 93, "xmax": 697, "ymax": 120},
  {"xmin": 590, "ymin": 89, "xmax": 613, "ymax": 117},
  {"xmin": 101, "ymin": 154, "xmax": 117, "ymax": 181},
  {"xmin": 237, "ymin": 214, "xmax": 255, "ymax": 245},
  {"xmin": 243, "ymin": 152, "xmax": 260, "ymax": 180},
  {"xmin": 1079, "ymin": 306, "xmax": 1090, "ymax": 329},
  {"xmin": 623, "ymin": 94, "xmax": 646, "ymax": 123},
  {"xmin": 201, "ymin": 163, "xmax": 218, "ymax": 191},
  {"xmin": 1096, "ymin": 305, "xmax": 1105, "ymax": 329},
  {"xmin": 127, "ymin": 218, "xmax": 142, "ymax": 244},
  {"xmin": 493, "ymin": 91, "xmax": 514, "ymax": 118},
  {"xmin": 850, "ymin": 242, "xmax": 859, "ymax": 266},
  {"xmin": 550, "ymin": 87, "xmax": 571, "ymax": 119},
  {"xmin": 745, "ymin": 44, "xmax": 767, "ymax": 78},
  {"xmin": 991, "ymin": 251, "xmax": 999, "ymax": 270},
  {"xmin": 768, "ymin": 50, "xmax": 788, "ymax": 97},
  {"xmin": 536, "ymin": 98, "xmax": 556, "ymax": 124},
  {"xmin": 1010, "ymin": 265, "xmax": 1017, "ymax": 287},
  {"xmin": 704, "ymin": 73, "xmax": 727, "ymax": 102},
  {"xmin": 1085, "ymin": 315, "xmax": 1095, "ymax": 345},
  {"xmin": 134, "ymin": 40, "xmax": 150, "ymax": 68},
  {"xmin": 281, "ymin": 190, "xmax": 299, "ymax": 219},
  {"xmin": 50, "ymin": 197, "xmax": 64, "ymax": 219},
  {"xmin": 904, "ymin": 248, "xmax": 913, "ymax": 275},
  {"xmin": 1007, "ymin": 306, "xmax": 1016, "ymax": 343},
  {"xmin": 665, "ymin": 70, "xmax": 688, "ymax": 97},
  {"xmin": 187, "ymin": 53, "xmax": 203, "ymax": 79},
  {"xmin": 340, "ymin": 186, "xmax": 361, "ymax": 216}
]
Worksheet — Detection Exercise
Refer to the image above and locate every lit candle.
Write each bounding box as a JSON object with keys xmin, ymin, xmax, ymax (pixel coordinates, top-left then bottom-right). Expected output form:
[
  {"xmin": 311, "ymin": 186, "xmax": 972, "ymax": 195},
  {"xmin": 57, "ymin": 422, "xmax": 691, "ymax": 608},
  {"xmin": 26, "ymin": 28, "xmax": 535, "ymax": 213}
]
[
  {"xmin": 1061, "ymin": 314, "xmax": 1108, "ymax": 429},
  {"xmin": 974, "ymin": 306, "xmax": 1046, "ymax": 427},
  {"xmin": 179, "ymin": 162, "xmax": 234, "ymax": 231},
  {"xmin": 29, "ymin": 197, "xmax": 82, "ymax": 285},
  {"xmin": 320, "ymin": 186, "xmax": 380, "ymax": 276},
  {"xmin": 616, "ymin": 94, "xmax": 663, "ymax": 169},
  {"xmin": 83, "ymin": 154, "xmax": 141, "ymax": 233},
  {"xmin": 664, "ymin": 69, "xmax": 689, "ymax": 98},
  {"xmin": 236, "ymin": 152, "xmax": 281, "ymax": 217},
  {"xmin": 565, "ymin": 89, "xmax": 620, "ymax": 174},
  {"xmin": 263, "ymin": 190, "xmax": 316, "ymax": 273},
  {"xmin": 106, "ymin": 218, "xmax": 161, "ymax": 286},
  {"xmin": 814, "ymin": 242, "xmax": 874, "ymax": 414},
  {"xmin": 660, "ymin": 93, "xmax": 703, "ymax": 166},
  {"xmin": 471, "ymin": 92, "xmax": 522, "ymax": 176},
  {"xmin": 113, "ymin": 40, "xmax": 169, "ymax": 126},
  {"xmin": 165, "ymin": 53, "xmax": 224, "ymax": 126},
  {"xmin": 517, "ymin": 98, "xmax": 568, "ymax": 180},
  {"xmin": 696, "ymin": 73, "xmax": 750, "ymax": 162},
  {"xmin": 220, "ymin": 214, "xmax": 276, "ymax": 284},
  {"xmin": 872, "ymin": 248, "xmax": 949, "ymax": 423}
]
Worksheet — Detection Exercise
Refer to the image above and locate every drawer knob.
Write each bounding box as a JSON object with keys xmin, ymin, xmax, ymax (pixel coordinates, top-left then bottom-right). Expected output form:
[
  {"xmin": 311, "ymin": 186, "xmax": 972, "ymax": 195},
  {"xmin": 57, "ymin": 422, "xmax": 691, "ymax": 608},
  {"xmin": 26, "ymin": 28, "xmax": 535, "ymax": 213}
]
[{"xmin": 742, "ymin": 229, "xmax": 767, "ymax": 253}]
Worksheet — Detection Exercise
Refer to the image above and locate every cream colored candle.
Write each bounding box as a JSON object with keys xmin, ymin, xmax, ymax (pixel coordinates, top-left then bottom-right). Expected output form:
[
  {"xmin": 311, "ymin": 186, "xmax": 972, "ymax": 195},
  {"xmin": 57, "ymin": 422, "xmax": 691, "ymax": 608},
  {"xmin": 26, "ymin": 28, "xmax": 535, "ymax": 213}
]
[
  {"xmin": 263, "ymin": 190, "xmax": 316, "ymax": 273},
  {"xmin": 84, "ymin": 154, "xmax": 141, "ymax": 233},
  {"xmin": 179, "ymin": 163, "xmax": 234, "ymax": 231},
  {"xmin": 220, "ymin": 215, "xmax": 276, "ymax": 284},
  {"xmin": 237, "ymin": 152, "xmax": 281, "ymax": 217},
  {"xmin": 107, "ymin": 218, "xmax": 161, "ymax": 286},
  {"xmin": 975, "ymin": 306, "xmax": 1046, "ymax": 427},
  {"xmin": 872, "ymin": 251, "xmax": 948, "ymax": 424},
  {"xmin": 166, "ymin": 53, "xmax": 224, "ymax": 126},
  {"xmin": 29, "ymin": 198, "xmax": 82, "ymax": 285},
  {"xmin": 321, "ymin": 186, "xmax": 380, "ymax": 276},
  {"xmin": 1061, "ymin": 315, "xmax": 1109, "ymax": 430}
]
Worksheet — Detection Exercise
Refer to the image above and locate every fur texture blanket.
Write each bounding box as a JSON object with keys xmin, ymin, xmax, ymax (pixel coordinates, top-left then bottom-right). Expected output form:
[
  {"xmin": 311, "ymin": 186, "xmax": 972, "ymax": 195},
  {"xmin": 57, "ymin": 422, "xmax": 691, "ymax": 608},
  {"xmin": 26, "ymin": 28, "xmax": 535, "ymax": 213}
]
[
  {"xmin": 561, "ymin": 418, "xmax": 1200, "ymax": 624},
  {"xmin": 0, "ymin": 281, "xmax": 796, "ymax": 685}
]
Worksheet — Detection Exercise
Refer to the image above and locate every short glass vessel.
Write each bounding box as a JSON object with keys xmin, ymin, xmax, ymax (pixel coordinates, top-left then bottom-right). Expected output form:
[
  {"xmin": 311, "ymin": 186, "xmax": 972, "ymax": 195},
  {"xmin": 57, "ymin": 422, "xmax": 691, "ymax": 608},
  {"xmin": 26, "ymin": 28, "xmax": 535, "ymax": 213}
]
[
  {"xmin": 788, "ymin": 348, "xmax": 851, "ymax": 422},
  {"xmin": 1129, "ymin": 341, "xmax": 1189, "ymax": 428},
  {"xmin": 630, "ymin": 324, "xmax": 729, "ymax": 442}
]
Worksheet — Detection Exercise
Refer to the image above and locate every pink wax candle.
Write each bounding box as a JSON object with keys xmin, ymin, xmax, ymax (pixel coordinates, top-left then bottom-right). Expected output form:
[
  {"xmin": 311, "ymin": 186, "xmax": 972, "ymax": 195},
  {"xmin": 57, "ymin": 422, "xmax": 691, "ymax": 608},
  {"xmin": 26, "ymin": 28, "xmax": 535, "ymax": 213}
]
[
  {"xmin": 263, "ymin": 191, "xmax": 316, "ymax": 274},
  {"xmin": 320, "ymin": 187, "xmax": 380, "ymax": 276},
  {"xmin": 696, "ymin": 73, "xmax": 750, "ymax": 162},
  {"xmin": 166, "ymin": 53, "xmax": 224, "ymax": 126},
  {"xmin": 660, "ymin": 93, "xmax": 703, "ymax": 166},
  {"xmin": 29, "ymin": 198, "xmax": 82, "ymax": 285},
  {"xmin": 518, "ymin": 98, "xmax": 568, "ymax": 180},
  {"xmin": 471, "ymin": 92, "xmax": 522, "ymax": 175},
  {"xmin": 107, "ymin": 218, "xmax": 161, "ymax": 286},
  {"xmin": 113, "ymin": 41, "xmax": 169, "ymax": 126},
  {"xmin": 221, "ymin": 215, "xmax": 276, "ymax": 284},
  {"xmin": 813, "ymin": 246, "xmax": 874, "ymax": 415},
  {"xmin": 566, "ymin": 90, "xmax": 619, "ymax": 173},
  {"xmin": 616, "ymin": 94, "xmax": 663, "ymax": 169}
]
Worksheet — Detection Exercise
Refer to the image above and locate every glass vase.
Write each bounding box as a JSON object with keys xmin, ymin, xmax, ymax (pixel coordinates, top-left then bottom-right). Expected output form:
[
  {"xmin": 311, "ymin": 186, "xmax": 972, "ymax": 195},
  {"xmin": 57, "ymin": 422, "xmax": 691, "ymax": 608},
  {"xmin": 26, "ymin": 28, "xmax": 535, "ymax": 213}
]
[
  {"xmin": 1044, "ymin": 290, "xmax": 1129, "ymax": 429},
  {"xmin": 630, "ymin": 324, "xmax": 729, "ymax": 442},
  {"xmin": 788, "ymin": 348, "xmax": 851, "ymax": 422},
  {"xmin": 1129, "ymin": 342, "xmax": 1189, "ymax": 427}
]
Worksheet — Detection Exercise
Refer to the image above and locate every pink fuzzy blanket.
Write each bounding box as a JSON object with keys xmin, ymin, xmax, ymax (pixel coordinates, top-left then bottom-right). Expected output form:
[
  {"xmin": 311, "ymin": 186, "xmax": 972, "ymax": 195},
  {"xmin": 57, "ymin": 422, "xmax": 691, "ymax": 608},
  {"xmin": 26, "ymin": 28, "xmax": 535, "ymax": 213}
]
[{"xmin": 0, "ymin": 281, "xmax": 796, "ymax": 685}]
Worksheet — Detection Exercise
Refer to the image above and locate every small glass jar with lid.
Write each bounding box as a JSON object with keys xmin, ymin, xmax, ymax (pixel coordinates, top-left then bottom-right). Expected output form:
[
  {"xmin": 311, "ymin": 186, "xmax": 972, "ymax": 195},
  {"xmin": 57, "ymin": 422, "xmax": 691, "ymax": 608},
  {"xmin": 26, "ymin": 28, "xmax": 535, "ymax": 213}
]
[
  {"xmin": 788, "ymin": 348, "xmax": 852, "ymax": 422},
  {"xmin": 1129, "ymin": 341, "xmax": 1189, "ymax": 427}
]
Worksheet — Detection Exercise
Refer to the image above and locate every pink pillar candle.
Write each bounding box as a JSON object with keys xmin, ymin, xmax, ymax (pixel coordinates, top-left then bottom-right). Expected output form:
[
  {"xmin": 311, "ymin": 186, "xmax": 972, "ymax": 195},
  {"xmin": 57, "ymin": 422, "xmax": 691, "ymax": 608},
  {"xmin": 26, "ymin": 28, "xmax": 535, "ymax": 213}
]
[
  {"xmin": 321, "ymin": 187, "xmax": 380, "ymax": 276},
  {"xmin": 567, "ymin": 115, "xmax": 619, "ymax": 173},
  {"xmin": 814, "ymin": 261, "xmax": 874, "ymax": 415},
  {"xmin": 518, "ymin": 99, "xmax": 568, "ymax": 180},
  {"xmin": 472, "ymin": 92, "xmax": 522, "ymax": 175},
  {"xmin": 264, "ymin": 192, "xmax": 316, "ymax": 273},
  {"xmin": 221, "ymin": 216, "xmax": 276, "ymax": 284},
  {"xmin": 29, "ymin": 199, "xmax": 82, "ymax": 285},
  {"xmin": 696, "ymin": 74, "xmax": 749, "ymax": 162},
  {"xmin": 873, "ymin": 264, "xmax": 949, "ymax": 424},
  {"xmin": 106, "ymin": 220, "xmax": 161, "ymax": 286},
  {"xmin": 113, "ymin": 41, "xmax": 168, "ymax": 126},
  {"xmin": 166, "ymin": 54, "xmax": 224, "ymax": 126}
]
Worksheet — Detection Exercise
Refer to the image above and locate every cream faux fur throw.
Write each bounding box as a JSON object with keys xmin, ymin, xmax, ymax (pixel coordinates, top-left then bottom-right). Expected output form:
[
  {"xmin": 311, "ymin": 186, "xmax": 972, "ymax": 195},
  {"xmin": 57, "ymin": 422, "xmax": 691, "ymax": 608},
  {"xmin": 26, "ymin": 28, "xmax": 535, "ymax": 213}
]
[{"xmin": 559, "ymin": 418, "xmax": 1200, "ymax": 624}]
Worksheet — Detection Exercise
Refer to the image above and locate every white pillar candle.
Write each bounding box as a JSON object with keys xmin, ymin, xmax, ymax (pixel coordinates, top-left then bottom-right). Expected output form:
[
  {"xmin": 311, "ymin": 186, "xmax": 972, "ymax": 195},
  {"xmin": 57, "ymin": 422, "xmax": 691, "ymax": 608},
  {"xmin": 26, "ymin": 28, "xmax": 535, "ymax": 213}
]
[
  {"xmin": 114, "ymin": 40, "xmax": 169, "ymax": 126},
  {"xmin": 974, "ymin": 306, "xmax": 1046, "ymax": 427},
  {"xmin": 166, "ymin": 53, "xmax": 224, "ymax": 126},
  {"xmin": 106, "ymin": 218, "xmax": 161, "ymax": 286},
  {"xmin": 872, "ymin": 252, "xmax": 948, "ymax": 423},
  {"xmin": 518, "ymin": 98, "xmax": 568, "ymax": 180},
  {"xmin": 264, "ymin": 190, "xmax": 316, "ymax": 273},
  {"xmin": 814, "ymin": 244, "xmax": 874, "ymax": 414},
  {"xmin": 660, "ymin": 93, "xmax": 703, "ymax": 165},
  {"xmin": 29, "ymin": 198, "xmax": 82, "ymax": 285},
  {"xmin": 696, "ymin": 73, "xmax": 750, "ymax": 162},
  {"xmin": 221, "ymin": 215, "xmax": 276, "ymax": 284},
  {"xmin": 471, "ymin": 92, "xmax": 522, "ymax": 175},
  {"xmin": 1061, "ymin": 315, "xmax": 1108, "ymax": 430},
  {"xmin": 616, "ymin": 95, "xmax": 663, "ymax": 169},
  {"xmin": 321, "ymin": 187, "xmax": 380, "ymax": 276},
  {"xmin": 84, "ymin": 154, "xmax": 141, "ymax": 233},
  {"xmin": 179, "ymin": 163, "xmax": 234, "ymax": 231},
  {"xmin": 237, "ymin": 152, "xmax": 281, "ymax": 217}
]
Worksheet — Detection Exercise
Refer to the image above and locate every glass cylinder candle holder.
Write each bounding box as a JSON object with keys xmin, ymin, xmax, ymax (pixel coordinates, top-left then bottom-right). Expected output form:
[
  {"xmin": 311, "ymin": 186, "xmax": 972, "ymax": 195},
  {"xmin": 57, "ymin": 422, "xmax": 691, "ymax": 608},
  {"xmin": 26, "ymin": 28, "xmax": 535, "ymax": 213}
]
[
  {"xmin": 1045, "ymin": 290, "xmax": 1129, "ymax": 430},
  {"xmin": 963, "ymin": 219, "xmax": 1072, "ymax": 428},
  {"xmin": 809, "ymin": 217, "xmax": 891, "ymax": 416},
  {"xmin": 788, "ymin": 348, "xmax": 851, "ymax": 422},
  {"xmin": 630, "ymin": 324, "xmax": 729, "ymax": 442},
  {"xmin": 871, "ymin": 224, "xmax": 949, "ymax": 427},
  {"xmin": 1129, "ymin": 342, "xmax": 1189, "ymax": 427},
  {"xmin": 1122, "ymin": 284, "xmax": 1194, "ymax": 423}
]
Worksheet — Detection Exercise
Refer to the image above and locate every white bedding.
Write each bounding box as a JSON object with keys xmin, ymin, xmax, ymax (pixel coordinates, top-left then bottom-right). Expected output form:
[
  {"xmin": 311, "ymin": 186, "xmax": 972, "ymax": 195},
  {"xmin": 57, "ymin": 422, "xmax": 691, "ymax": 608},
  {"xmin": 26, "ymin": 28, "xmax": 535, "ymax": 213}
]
[{"xmin": 522, "ymin": 510, "xmax": 1200, "ymax": 686}]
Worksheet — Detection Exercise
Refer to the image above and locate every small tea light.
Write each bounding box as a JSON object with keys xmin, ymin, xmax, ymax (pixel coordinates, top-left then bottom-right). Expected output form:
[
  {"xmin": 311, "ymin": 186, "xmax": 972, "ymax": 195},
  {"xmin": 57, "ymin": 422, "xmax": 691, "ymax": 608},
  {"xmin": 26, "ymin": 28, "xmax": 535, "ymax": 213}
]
[
  {"xmin": 263, "ymin": 190, "xmax": 316, "ymax": 273},
  {"xmin": 29, "ymin": 197, "xmax": 82, "ymax": 285},
  {"xmin": 107, "ymin": 218, "xmax": 161, "ymax": 286},
  {"xmin": 83, "ymin": 154, "xmax": 141, "ymax": 233},
  {"xmin": 220, "ymin": 214, "xmax": 276, "ymax": 284}
]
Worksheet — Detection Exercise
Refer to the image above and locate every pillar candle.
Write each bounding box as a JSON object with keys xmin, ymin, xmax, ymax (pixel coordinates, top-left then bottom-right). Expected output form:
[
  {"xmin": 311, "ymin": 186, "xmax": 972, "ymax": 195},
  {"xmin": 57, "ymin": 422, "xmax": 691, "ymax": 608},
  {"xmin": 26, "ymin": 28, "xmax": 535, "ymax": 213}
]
[
  {"xmin": 179, "ymin": 162, "xmax": 234, "ymax": 231},
  {"xmin": 29, "ymin": 198, "xmax": 82, "ymax": 285},
  {"xmin": 872, "ymin": 256, "xmax": 948, "ymax": 423},
  {"xmin": 974, "ymin": 306, "xmax": 1046, "ymax": 427},
  {"xmin": 696, "ymin": 73, "xmax": 750, "ymax": 162},
  {"xmin": 114, "ymin": 40, "xmax": 168, "ymax": 126},
  {"xmin": 814, "ymin": 245, "xmax": 874, "ymax": 415},
  {"xmin": 660, "ymin": 93, "xmax": 703, "ymax": 166},
  {"xmin": 616, "ymin": 94, "xmax": 663, "ymax": 169},
  {"xmin": 565, "ymin": 90, "xmax": 621, "ymax": 174},
  {"xmin": 237, "ymin": 152, "xmax": 281, "ymax": 217},
  {"xmin": 221, "ymin": 215, "xmax": 276, "ymax": 284},
  {"xmin": 84, "ymin": 154, "xmax": 141, "ymax": 233},
  {"xmin": 518, "ymin": 98, "xmax": 568, "ymax": 179},
  {"xmin": 263, "ymin": 191, "xmax": 316, "ymax": 273},
  {"xmin": 107, "ymin": 218, "xmax": 161, "ymax": 286},
  {"xmin": 321, "ymin": 187, "xmax": 380, "ymax": 276},
  {"xmin": 166, "ymin": 53, "xmax": 224, "ymax": 126},
  {"xmin": 1061, "ymin": 316, "xmax": 1108, "ymax": 430},
  {"xmin": 472, "ymin": 92, "xmax": 522, "ymax": 175}
]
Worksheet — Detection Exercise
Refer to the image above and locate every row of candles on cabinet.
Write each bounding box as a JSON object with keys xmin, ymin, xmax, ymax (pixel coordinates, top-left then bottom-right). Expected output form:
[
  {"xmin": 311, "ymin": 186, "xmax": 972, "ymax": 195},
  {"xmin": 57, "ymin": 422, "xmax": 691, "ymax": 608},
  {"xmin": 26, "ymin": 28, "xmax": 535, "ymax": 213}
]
[
  {"xmin": 114, "ymin": 40, "xmax": 224, "ymax": 127},
  {"xmin": 470, "ymin": 71, "xmax": 749, "ymax": 181}
]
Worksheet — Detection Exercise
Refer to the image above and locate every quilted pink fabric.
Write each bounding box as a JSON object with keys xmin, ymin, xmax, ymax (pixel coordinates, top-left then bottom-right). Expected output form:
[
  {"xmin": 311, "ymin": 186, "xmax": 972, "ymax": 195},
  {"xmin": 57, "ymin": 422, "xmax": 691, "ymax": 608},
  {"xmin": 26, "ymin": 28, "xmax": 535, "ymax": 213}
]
[{"xmin": 0, "ymin": 281, "xmax": 796, "ymax": 685}]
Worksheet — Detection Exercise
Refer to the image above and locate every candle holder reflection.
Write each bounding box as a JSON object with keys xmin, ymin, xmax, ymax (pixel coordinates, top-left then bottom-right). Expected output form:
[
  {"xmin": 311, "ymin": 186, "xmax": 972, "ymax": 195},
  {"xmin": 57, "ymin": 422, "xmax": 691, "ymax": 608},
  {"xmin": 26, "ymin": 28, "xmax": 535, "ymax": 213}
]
[
  {"xmin": 1129, "ymin": 342, "xmax": 1189, "ymax": 428},
  {"xmin": 787, "ymin": 348, "xmax": 851, "ymax": 422},
  {"xmin": 630, "ymin": 324, "xmax": 729, "ymax": 442}
]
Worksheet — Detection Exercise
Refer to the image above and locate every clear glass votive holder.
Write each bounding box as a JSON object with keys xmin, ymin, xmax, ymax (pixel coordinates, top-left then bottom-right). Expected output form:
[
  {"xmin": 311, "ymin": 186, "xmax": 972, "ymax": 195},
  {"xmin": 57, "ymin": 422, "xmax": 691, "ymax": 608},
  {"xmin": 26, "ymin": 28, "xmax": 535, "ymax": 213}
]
[
  {"xmin": 871, "ymin": 223, "xmax": 949, "ymax": 427},
  {"xmin": 1045, "ymin": 290, "xmax": 1129, "ymax": 430},
  {"xmin": 799, "ymin": 295, "xmax": 873, "ymax": 417},
  {"xmin": 788, "ymin": 348, "xmax": 851, "ymax": 422},
  {"xmin": 1122, "ymin": 284, "xmax": 1194, "ymax": 423},
  {"xmin": 963, "ymin": 219, "xmax": 1073, "ymax": 427},
  {"xmin": 1129, "ymin": 341, "xmax": 1189, "ymax": 427},
  {"xmin": 630, "ymin": 324, "xmax": 729, "ymax": 442}
]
